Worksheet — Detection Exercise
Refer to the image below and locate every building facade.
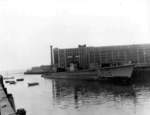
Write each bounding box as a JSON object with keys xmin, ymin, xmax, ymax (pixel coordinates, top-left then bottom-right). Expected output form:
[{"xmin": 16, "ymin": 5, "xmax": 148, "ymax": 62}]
[{"xmin": 53, "ymin": 44, "xmax": 150, "ymax": 70}]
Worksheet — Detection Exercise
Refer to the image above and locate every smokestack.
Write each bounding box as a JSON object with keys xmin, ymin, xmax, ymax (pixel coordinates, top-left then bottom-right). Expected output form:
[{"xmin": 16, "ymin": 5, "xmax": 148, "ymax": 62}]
[{"xmin": 50, "ymin": 45, "xmax": 53, "ymax": 65}]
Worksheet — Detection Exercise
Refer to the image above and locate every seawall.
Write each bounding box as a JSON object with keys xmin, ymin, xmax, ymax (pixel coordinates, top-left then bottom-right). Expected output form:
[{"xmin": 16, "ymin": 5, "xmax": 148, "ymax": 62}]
[{"xmin": 0, "ymin": 75, "xmax": 26, "ymax": 115}]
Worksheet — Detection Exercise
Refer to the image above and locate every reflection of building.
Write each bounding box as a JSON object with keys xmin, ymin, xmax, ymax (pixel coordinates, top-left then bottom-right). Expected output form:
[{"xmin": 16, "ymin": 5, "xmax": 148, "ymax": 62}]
[
  {"xmin": 53, "ymin": 44, "xmax": 150, "ymax": 70},
  {"xmin": 52, "ymin": 80, "xmax": 136, "ymax": 108}
]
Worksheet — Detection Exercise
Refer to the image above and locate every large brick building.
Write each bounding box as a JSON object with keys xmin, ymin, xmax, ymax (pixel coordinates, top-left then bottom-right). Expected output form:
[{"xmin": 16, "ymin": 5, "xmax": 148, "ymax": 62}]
[{"xmin": 52, "ymin": 44, "xmax": 150, "ymax": 70}]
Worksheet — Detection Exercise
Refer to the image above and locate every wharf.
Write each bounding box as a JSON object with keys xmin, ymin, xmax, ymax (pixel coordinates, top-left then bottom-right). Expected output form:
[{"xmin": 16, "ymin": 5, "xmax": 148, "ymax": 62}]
[
  {"xmin": 0, "ymin": 75, "xmax": 17, "ymax": 115},
  {"xmin": 0, "ymin": 75, "xmax": 16, "ymax": 115},
  {"xmin": 0, "ymin": 85, "xmax": 16, "ymax": 115}
]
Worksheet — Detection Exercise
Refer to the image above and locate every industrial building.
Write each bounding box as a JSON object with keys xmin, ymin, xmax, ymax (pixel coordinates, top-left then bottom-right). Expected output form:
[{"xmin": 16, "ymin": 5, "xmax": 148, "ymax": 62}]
[{"xmin": 52, "ymin": 44, "xmax": 150, "ymax": 71}]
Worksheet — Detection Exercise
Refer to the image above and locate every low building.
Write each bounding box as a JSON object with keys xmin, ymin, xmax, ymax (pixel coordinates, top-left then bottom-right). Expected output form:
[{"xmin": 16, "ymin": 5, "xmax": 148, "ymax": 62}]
[{"xmin": 24, "ymin": 65, "xmax": 51, "ymax": 74}]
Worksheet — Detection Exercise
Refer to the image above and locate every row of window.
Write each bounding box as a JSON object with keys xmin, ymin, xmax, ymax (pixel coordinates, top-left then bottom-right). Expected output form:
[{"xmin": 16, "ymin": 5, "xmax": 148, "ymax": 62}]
[{"xmin": 54, "ymin": 45, "xmax": 150, "ymax": 67}]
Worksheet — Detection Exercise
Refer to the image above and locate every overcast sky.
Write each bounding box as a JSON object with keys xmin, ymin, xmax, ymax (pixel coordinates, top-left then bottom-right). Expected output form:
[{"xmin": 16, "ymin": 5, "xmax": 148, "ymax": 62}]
[{"xmin": 0, "ymin": 0, "xmax": 150, "ymax": 71}]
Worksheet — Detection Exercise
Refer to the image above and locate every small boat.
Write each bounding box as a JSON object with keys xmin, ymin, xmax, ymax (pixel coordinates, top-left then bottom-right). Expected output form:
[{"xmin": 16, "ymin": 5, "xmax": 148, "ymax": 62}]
[
  {"xmin": 5, "ymin": 81, "xmax": 11, "ymax": 83},
  {"xmin": 16, "ymin": 78, "xmax": 24, "ymax": 81},
  {"xmin": 28, "ymin": 82, "xmax": 39, "ymax": 86},
  {"xmin": 3, "ymin": 77, "xmax": 14, "ymax": 80},
  {"xmin": 9, "ymin": 81, "xmax": 16, "ymax": 84}
]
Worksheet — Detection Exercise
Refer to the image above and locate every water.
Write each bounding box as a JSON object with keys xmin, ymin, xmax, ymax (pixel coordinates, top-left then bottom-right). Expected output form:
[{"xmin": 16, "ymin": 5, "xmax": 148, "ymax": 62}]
[{"xmin": 3, "ymin": 73, "xmax": 150, "ymax": 115}]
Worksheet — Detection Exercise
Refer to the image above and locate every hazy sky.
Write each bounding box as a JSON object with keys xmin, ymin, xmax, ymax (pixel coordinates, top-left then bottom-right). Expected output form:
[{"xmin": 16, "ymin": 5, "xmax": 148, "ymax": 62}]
[{"xmin": 0, "ymin": 0, "xmax": 150, "ymax": 71}]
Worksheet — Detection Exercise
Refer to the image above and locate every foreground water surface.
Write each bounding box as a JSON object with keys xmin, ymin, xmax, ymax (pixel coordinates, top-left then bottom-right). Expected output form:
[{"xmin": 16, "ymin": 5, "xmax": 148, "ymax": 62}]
[{"xmin": 3, "ymin": 73, "xmax": 150, "ymax": 115}]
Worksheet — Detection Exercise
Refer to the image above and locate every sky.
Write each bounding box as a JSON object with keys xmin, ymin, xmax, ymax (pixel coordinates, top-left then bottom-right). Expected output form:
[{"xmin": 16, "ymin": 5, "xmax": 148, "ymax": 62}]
[{"xmin": 0, "ymin": 0, "xmax": 150, "ymax": 71}]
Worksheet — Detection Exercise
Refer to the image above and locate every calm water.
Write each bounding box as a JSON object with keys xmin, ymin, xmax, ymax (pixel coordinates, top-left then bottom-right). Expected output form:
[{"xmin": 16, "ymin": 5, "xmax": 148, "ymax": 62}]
[{"xmin": 3, "ymin": 74, "xmax": 150, "ymax": 115}]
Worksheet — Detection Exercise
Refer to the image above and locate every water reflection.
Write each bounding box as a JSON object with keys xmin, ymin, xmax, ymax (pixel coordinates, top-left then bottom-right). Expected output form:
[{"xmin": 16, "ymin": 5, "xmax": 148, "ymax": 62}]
[
  {"xmin": 52, "ymin": 80, "xmax": 137, "ymax": 110},
  {"xmin": 5, "ymin": 73, "xmax": 150, "ymax": 115}
]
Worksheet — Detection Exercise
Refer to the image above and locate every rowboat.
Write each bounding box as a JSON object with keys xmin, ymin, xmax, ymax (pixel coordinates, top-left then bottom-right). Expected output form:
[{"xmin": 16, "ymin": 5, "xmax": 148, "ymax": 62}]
[
  {"xmin": 28, "ymin": 82, "xmax": 39, "ymax": 86},
  {"xmin": 16, "ymin": 78, "xmax": 24, "ymax": 81},
  {"xmin": 9, "ymin": 81, "xmax": 16, "ymax": 84}
]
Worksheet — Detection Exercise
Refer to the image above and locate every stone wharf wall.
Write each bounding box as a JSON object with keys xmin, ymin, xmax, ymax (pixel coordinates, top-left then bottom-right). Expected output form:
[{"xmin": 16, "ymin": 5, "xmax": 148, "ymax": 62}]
[{"xmin": 0, "ymin": 75, "xmax": 26, "ymax": 115}]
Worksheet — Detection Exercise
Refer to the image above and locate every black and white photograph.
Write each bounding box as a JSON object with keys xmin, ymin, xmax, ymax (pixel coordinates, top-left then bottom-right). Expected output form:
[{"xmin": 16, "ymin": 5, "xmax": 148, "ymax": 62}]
[{"xmin": 0, "ymin": 0, "xmax": 150, "ymax": 115}]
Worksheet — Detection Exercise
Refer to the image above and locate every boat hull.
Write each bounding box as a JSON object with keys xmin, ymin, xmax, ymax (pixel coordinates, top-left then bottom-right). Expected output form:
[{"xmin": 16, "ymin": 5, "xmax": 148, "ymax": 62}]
[
  {"xmin": 42, "ymin": 65, "xmax": 134, "ymax": 82},
  {"xmin": 42, "ymin": 71, "xmax": 98, "ymax": 80},
  {"xmin": 98, "ymin": 65, "xmax": 134, "ymax": 78},
  {"xmin": 28, "ymin": 82, "xmax": 39, "ymax": 86},
  {"xmin": 16, "ymin": 78, "xmax": 24, "ymax": 81}
]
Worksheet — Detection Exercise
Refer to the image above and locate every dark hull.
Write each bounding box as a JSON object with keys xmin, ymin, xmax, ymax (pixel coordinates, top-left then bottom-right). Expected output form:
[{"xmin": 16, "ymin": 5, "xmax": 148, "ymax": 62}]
[
  {"xmin": 9, "ymin": 81, "xmax": 16, "ymax": 84},
  {"xmin": 16, "ymin": 78, "xmax": 24, "ymax": 81},
  {"xmin": 28, "ymin": 82, "xmax": 39, "ymax": 86},
  {"xmin": 42, "ymin": 71, "xmax": 98, "ymax": 80}
]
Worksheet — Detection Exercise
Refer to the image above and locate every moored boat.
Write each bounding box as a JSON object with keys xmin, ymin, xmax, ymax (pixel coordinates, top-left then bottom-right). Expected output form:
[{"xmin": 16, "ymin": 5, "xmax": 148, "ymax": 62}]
[
  {"xmin": 16, "ymin": 78, "xmax": 24, "ymax": 81},
  {"xmin": 98, "ymin": 64, "xmax": 134, "ymax": 78},
  {"xmin": 42, "ymin": 71, "xmax": 98, "ymax": 80},
  {"xmin": 28, "ymin": 82, "xmax": 39, "ymax": 86},
  {"xmin": 97, "ymin": 64, "xmax": 135, "ymax": 84},
  {"xmin": 42, "ymin": 64, "xmax": 134, "ymax": 82},
  {"xmin": 5, "ymin": 81, "xmax": 11, "ymax": 83},
  {"xmin": 9, "ymin": 81, "xmax": 16, "ymax": 84}
]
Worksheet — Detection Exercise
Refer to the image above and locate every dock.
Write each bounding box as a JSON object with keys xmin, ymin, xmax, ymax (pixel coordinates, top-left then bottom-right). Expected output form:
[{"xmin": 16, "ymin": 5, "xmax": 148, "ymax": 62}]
[{"xmin": 0, "ymin": 75, "xmax": 26, "ymax": 115}]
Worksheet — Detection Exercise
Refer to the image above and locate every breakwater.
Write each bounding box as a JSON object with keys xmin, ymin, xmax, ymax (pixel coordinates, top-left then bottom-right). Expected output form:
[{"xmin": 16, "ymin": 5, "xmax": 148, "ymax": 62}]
[{"xmin": 0, "ymin": 75, "xmax": 26, "ymax": 115}]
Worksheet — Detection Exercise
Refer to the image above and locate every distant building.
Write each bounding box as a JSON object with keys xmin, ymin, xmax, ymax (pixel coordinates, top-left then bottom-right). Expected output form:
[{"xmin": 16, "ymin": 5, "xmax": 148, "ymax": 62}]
[
  {"xmin": 52, "ymin": 44, "xmax": 150, "ymax": 70},
  {"xmin": 24, "ymin": 65, "xmax": 50, "ymax": 74}
]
